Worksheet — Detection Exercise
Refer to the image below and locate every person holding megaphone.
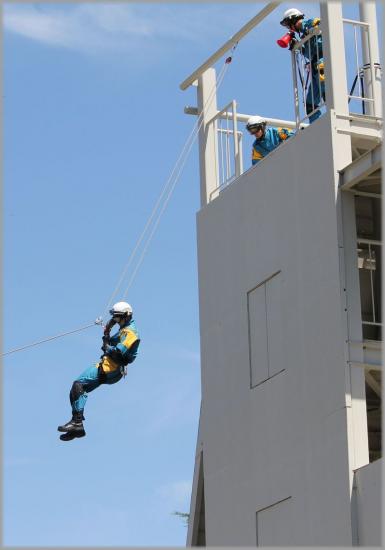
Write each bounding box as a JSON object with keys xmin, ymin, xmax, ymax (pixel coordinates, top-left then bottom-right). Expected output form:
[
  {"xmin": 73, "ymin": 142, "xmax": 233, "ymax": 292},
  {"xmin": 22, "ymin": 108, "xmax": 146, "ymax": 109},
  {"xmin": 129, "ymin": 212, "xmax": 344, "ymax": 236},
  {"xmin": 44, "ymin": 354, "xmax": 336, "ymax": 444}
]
[{"xmin": 278, "ymin": 8, "xmax": 325, "ymax": 123}]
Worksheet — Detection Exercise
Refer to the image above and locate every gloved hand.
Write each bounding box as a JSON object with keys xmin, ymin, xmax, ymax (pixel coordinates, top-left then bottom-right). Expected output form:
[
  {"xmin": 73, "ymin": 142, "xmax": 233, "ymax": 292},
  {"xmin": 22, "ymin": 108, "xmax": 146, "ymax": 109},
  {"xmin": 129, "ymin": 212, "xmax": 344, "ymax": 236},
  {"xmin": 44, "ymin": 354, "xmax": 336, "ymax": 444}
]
[
  {"xmin": 317, "ymin": 61, "xmax": 325, "ymax": 81},
  {"xmin": 288, "ymin": 37, "xmax": 297, "ymax": 51},
  {"xmin": 101, "ymin": 333, "xmax": 110, "ymax": 352},
  {"xmin": 104, "ymin": 317, "xmax": 116, "ymax": 336},
  {"xmin": 101, "ymin": 341, "xmax": 113, "ymax": 353}
]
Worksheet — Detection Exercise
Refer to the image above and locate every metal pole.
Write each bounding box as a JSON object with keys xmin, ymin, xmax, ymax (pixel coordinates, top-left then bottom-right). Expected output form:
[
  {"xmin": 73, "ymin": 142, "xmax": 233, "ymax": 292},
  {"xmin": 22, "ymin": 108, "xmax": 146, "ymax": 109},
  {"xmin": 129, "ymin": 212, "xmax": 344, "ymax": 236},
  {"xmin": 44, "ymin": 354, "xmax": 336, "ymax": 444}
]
[
  {"xmin": 184, "ymin": 107, "xmax": 303, "ymax": 130},
  {"xmin": 232, "ymin": 100, "xmax": 241, "ymax": 177},
  {"xmin": 225, "ymin": 114, "xmax": 230, "ymax": 181},
  {"xmin": 180, "ymin": 2, "xmax": 279, "ymax": 90},
  {"xmin": 197, "ymin": 68, "xmax": 219, "ymax": 207},
  {"xmin": 291, "ymin": 50, "xmax": 300, "ymax": 128},
  {"xmin": 368, "ymin": 243, "xmax": 376, "ymax": 323},
  {"xmin": 220, "ymin": 123, "xmax": 225, "ymax": 186},
  {"xmin": 320, "ymin": 2, "xmax": 350, "ymax": 115},
  {"xmin": 238, "ymin": 132, "xmax": 244, "ymax": 176},
  {"xmin": 359, "ymin": 1, "xmax": 382, "ymax": 117}
]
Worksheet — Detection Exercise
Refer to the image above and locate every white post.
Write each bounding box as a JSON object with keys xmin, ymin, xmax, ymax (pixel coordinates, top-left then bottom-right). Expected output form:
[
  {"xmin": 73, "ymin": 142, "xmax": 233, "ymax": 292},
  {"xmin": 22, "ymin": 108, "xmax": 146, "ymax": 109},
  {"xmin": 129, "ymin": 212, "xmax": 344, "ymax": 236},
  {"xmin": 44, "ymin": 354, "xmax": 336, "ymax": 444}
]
[
  {"xmin": 291, "ymin": 50, "xmax": 300, "ymax": 128},
  {"xmin": 197, "ymin": 68, "xmax": 219, "ymax": 207},
  {"xmin": 359, "ymin": 1, "xmax": 382, "ymax": 117},
  {"xmin": 320, "ymin": 2, "xmax": 350, "ymax": 116},
  {"xmin": 232, "ymin": 100, "xmax": 241, "ymax": 178},
  {"xmin": 321, "ymin": 3, "xmax": 370, "ymax": 497}
]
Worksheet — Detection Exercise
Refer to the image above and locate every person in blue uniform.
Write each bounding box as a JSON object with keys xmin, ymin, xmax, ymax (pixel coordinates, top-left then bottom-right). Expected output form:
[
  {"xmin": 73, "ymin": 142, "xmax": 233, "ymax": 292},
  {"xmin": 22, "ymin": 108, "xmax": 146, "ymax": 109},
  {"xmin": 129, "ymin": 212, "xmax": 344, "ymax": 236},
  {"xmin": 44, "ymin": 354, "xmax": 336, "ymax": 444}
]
[
  {"xmin": 58, "ymin": 301, "xmax": 140, "ymax": 441},
  {"xmin": 246, "ymin": 116, "xmax": 294, "ymax": 165},
  {"xmin": 280, "ymin": 8, "xmax": 325, "ymax": 123}
]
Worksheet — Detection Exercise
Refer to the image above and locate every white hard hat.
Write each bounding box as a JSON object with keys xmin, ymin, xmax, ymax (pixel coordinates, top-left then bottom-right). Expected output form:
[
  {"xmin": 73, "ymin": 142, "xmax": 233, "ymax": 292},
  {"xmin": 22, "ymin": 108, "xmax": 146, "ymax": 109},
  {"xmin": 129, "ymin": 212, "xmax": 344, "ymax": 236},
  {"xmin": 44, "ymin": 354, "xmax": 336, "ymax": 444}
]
[
  {"xmin": 280, "ymin": 8, "xmax": 304, "ymax": 27},
  {"xmin": 110, "ymin": 301, "xmax": 133, "ymax": 317},
  {"xmin": 246, "ymin": 115, "xmax": 267, "ymax": 133}
]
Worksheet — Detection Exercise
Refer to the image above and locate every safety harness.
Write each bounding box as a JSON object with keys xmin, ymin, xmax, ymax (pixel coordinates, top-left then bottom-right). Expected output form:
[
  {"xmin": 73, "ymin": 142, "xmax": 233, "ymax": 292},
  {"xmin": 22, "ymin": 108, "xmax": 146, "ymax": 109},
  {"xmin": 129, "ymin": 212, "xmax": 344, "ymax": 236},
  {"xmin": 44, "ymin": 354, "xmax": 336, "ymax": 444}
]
[{"xmin": 98, "ymin": 317, "xmax": 140, "ymax": 379}]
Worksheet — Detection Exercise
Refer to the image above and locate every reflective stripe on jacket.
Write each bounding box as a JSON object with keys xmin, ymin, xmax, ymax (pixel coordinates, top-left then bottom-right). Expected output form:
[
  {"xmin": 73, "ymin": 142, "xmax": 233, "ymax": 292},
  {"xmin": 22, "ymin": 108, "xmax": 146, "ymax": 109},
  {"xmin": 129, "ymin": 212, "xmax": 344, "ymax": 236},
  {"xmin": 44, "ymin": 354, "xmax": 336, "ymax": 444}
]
[{"xmin": 101, "ymin": 319, "xmax": 140, "ymax": 372}]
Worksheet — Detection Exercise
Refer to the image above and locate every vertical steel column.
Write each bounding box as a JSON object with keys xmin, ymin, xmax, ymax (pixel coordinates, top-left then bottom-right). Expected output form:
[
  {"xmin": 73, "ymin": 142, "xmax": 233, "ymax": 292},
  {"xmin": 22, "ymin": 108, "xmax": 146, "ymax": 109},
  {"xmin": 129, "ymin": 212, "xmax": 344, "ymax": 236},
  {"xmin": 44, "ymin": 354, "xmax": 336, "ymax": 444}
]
[
  {"xmin": 359, "ymin": 1, "xmax": 382, "ymax": 117},
  {"xmin": 320, "ymin": 2, "xmax": 350, "ymax": 116},
  {"xmin": 291, "ymin": 50, "xmax": 300, "ymax": 128},
  {"xmin": 321, "ymin": 3, "xmax": 369, "ymax": 495},
  {"xmin": 197, "ymin": 68, "xmax": 219, "ymax": 207}
]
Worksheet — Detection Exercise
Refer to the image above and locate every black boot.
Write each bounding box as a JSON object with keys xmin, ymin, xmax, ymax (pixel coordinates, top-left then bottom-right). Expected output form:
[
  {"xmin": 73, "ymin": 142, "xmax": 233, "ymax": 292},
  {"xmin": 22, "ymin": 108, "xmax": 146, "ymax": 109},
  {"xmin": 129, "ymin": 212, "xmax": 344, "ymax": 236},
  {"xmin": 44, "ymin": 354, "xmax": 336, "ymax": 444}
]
[
  {"xmin": 58, "ymin": 411, "xmax": 85, "ymax": 435},
  {"xmin": 60, "ymin": 430, "xmax": 85, "ymax": 441}
]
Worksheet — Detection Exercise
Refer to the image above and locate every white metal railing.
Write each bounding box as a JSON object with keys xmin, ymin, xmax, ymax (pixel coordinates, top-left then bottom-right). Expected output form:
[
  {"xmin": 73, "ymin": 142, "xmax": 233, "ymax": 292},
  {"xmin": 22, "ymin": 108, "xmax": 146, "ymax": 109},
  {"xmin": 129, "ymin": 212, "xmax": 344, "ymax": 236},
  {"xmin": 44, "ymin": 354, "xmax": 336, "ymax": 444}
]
[
  {"xmin": 217, "ymin": 128, "xmax": 243, "ymax": 192},
  {"xmin": 291, "ymin": 19, "xmax": 382, "ymax": 126},
  {"xmin": 207, "ymin": 100, "xmax": 243, "ymax": 201},
  {"xmin": 205, "ymin": 105, "xmax": 303, "ymax": 201},
  {"xmin": 343, "ymin": 18, "xmax": 382, "ymax": 117},
  {"xmin": 291, "ymin": 27, "xmax": 325, "ymax": 128},
  {"xmin": 357, "ymin": 238, "xmax": 382, "ymax": 337}
]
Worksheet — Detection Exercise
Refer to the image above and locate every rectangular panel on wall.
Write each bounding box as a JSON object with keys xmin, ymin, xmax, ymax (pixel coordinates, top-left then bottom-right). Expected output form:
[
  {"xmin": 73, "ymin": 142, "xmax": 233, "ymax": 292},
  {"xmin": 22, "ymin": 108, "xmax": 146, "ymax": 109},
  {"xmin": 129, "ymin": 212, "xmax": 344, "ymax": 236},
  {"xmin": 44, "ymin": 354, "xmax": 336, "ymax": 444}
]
[
  {"xmin": 265, "ymin": 271, "xmax": 284, "ymax": 377},
  {"xmin": 256, "ymin": 497, "xmax": 292, "ymax": 546},
  {"xmin": 248, "ymin": 271, "xmax": 283, "ymax": 388},
  {"xmin": 247, "ymin": 283, "xmax": 269, "ymax": 387}
]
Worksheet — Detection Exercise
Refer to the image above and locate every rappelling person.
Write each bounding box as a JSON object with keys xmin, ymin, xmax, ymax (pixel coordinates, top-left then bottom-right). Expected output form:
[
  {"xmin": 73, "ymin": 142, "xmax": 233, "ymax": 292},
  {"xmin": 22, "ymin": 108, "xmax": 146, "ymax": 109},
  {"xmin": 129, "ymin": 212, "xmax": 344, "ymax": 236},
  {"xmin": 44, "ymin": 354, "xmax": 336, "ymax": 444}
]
[
  {"xmin": 246, "ymin": 115, "xmax": 294, "ymax": 165},
  {"xmin": 279, "ymin": 8, "xmax": 325, "ymax": 123},
  {"xmin": 58, "ymin": 301, "xmax": 140, "ymax": 441}
]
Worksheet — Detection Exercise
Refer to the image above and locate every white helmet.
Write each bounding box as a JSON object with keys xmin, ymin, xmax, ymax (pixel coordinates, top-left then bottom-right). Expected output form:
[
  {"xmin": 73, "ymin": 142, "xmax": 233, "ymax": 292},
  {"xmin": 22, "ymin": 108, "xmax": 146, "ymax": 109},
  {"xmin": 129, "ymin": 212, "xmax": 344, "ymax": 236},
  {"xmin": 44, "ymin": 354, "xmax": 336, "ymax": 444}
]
[
  {"xmin": 109, "ymin": 301, "xmax": 133, "ymax": 317},
  {"xmin": 280, "ymin": 8, "xmax": 304, "ymax": 27},
  {"xmin": 246, "ymin": 115, "xmax": 267, "ymax": 133}
]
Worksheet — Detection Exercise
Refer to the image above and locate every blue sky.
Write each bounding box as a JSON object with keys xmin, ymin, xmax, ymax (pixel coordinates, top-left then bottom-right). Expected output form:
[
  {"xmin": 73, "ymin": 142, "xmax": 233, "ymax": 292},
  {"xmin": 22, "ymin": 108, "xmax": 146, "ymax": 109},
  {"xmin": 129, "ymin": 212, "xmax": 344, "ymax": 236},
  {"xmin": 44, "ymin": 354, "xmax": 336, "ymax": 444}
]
[{"xmin": 3, "ymin": 2, "xmax": 383, "ymax": 547}]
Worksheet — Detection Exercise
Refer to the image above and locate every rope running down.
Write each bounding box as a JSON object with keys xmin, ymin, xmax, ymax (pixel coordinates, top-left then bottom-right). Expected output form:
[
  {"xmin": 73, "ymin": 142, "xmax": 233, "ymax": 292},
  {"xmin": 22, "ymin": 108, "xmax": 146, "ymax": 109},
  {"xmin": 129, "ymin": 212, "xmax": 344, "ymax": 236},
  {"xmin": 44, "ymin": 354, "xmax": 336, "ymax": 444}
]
[
  {"xmin": 3, "ymin": 47, "xmax": 238, "ymax": 357},
  {"xmin": 106, "ymin": 47, "xmax": 237, "ymax": 312},
  {"xmin": 2, "ymin": 319, "xmax": 103, "ymax": 357}
]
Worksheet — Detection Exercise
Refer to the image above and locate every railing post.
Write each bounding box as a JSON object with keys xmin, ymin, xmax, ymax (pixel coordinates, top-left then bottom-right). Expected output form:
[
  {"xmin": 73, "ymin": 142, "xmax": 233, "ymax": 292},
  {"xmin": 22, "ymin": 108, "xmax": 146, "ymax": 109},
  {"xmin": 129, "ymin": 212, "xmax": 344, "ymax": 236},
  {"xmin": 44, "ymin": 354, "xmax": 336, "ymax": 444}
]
[
  {"xmin": 359, "ymin": 1, "xmax": 382, "ymax": 118},
  {"xmin": 238, "ymin": 132, "xmax": 243, "ymax": 176},
  {"xmin": 291, "ymin": 50, "xmax": 300, "ymax": 129},
  {"xmin": 197, "ymin": 68, "xmax": 219, "ymax": 207},
  {"xmin": 320, "ymin": 2, "xmax": 350, "ymax": 116},
  {"xmin": 232, "ymin": 100, "xmax": 241, "ymax": 178}
]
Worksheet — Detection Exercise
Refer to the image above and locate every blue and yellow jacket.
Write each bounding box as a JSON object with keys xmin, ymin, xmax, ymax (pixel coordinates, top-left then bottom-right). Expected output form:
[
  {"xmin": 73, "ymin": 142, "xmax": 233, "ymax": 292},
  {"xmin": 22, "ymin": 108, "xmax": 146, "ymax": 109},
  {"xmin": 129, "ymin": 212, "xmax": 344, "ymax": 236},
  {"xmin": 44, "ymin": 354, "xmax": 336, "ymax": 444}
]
[
  {"xmin": 297, "ymin": 17, "xmax": 323, "ymax": 69},
  {"xmin": 101, "ymin": 318, "xmax": 140, "ymax": 373},
  {"xmin": 252, "ymin": 127, "xmax": 294, "ymax": 165}
]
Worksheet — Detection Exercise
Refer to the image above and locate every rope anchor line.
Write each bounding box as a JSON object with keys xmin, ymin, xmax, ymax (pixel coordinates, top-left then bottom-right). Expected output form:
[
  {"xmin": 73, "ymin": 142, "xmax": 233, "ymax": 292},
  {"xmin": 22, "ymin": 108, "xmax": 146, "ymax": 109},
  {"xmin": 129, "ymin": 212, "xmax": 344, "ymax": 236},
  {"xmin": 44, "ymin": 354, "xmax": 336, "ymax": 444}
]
[
  {"xmin": 2, "ymin": 318, "xmax": 103, "ymax": 357},
  {"xmin": 4, "ymin": 50, "xmax": 238, "ymax": 359},
  {"xmin": 104, "ymin": 49, "xmax": 237, "ymax": 314}
]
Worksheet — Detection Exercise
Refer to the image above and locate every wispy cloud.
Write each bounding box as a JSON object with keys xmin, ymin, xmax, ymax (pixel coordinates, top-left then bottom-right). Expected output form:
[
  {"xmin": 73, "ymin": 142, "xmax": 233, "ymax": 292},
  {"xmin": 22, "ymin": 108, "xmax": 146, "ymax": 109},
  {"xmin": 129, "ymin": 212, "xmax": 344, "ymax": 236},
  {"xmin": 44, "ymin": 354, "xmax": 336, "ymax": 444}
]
[
  {"xmin": 156, "ymin": 479, "xmax": 192, "ymax": 508},
  {"xmin": 142, "ymin": 371, "xmax": 201, "ymax": 434},
  {"xmin": 168, "ymin": 346, "xmax": 200, "ymax": 366},
  {"xmin": 3, "ymin": 4, "xmax": 256, "ymax": 55},
  {"xmin": 3, "ymin": 4, "xmax": 152, "ymax": 53}
]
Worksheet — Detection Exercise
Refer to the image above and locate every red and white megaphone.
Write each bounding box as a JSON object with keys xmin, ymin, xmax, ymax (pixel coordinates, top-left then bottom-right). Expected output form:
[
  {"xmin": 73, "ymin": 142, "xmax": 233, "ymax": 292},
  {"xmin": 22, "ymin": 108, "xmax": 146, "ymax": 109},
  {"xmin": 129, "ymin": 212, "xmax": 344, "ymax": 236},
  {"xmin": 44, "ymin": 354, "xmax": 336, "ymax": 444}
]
[{"xmin": 277, "ymin": 32, "xmax": 295, "ymax": 48}]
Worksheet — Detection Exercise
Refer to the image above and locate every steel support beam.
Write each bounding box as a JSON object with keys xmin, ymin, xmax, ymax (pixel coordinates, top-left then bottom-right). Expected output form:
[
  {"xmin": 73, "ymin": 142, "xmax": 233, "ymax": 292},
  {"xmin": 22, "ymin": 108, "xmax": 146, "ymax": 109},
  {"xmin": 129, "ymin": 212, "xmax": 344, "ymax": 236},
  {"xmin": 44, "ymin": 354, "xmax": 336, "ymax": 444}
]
[
  {"xmin": 180, "ymin": 2, "xmax": 279, "ymax": 91},
  {"xmin": 197, "ymin": 68, "xmax": 219, "ymax": 208},
  {"xmin": 320, "ymin": 2, "xmax": 350, "ymax": 115},
  {"xmin": 359, "ymin": 1, "xmax": 382, "ymax": 117},
  {"xmin": 184, "ymin": 106, "xmax": 303, "ymax": 130},
  {"xmin": 339, "ymin": 144, "xmax": 381, "ymax": 190}
]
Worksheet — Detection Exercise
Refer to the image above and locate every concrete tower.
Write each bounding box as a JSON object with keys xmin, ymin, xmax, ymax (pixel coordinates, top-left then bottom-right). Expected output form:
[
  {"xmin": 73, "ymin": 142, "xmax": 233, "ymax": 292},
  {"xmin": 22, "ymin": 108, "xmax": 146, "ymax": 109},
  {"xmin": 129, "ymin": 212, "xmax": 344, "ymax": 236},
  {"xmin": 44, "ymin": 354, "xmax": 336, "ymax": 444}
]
[{"xmin": 181, "ymin": 2, "xmax": 382, "ymax": 546}]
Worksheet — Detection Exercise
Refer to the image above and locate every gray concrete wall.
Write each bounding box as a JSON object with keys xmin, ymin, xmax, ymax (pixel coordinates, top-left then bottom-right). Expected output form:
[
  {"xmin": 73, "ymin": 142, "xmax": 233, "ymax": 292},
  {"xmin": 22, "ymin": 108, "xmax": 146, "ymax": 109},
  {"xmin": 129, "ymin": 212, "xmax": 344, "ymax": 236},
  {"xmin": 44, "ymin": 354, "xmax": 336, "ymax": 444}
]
[
  {"xmin": 196, "ymin": 112, "xmax": 356, "ymax": 546},
  {"xmin": 354, "ymin": 459, "xmax": 382, "ymax": 546}
]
